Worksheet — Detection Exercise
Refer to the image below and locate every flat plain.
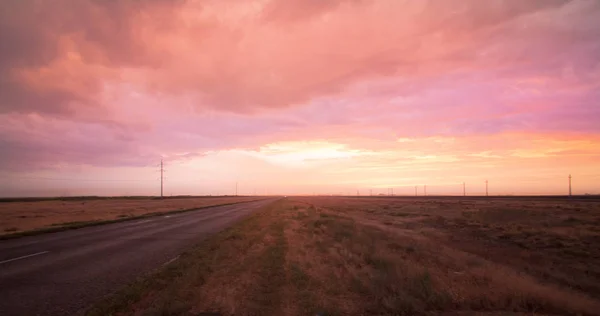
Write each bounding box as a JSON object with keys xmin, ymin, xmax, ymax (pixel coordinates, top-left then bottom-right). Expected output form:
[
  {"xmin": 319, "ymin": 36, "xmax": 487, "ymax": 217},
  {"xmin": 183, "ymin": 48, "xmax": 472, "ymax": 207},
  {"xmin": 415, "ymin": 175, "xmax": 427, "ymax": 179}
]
[
  {"xmin": 0, "ymin": 196, "xmax": 261, "ymax": 235},
  {"xmin": 90, "ymin": 196, "xmax": 600, "ymax": 316}
]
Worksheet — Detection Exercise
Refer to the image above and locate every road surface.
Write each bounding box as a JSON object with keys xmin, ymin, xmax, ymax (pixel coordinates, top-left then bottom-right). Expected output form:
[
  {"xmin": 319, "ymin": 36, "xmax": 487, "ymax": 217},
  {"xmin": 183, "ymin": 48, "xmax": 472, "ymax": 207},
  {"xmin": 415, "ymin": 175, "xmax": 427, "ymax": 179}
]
[{"xmin": 0, "ymin": 199, "xmax": 276, "ymax": 316}]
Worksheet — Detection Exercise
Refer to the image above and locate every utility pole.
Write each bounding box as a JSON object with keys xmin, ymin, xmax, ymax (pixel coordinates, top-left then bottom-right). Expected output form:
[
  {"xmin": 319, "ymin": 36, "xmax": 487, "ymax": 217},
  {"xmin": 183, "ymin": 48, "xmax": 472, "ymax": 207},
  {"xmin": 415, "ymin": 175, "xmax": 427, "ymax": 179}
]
[
  {"xmin": 485, "ymin": 180, "xmax": 488, "ymax": 197},
  {"xmin": 424, "ymin": 185, "xmax": 427, "ymax": 196},
  {"xmin": 463, "ymin": 182, "xmax": 466, "ymax": 196},
  {"xmin": 357, "ymin": 190, "xmax": 359, "ymax": 196},
  {"xmin": 160, "ymin": 159, "xmax": 164, "ymax": 198},
  {"xmin": 569, "ymin": 174, "xmax": 572, "ymax": 196}
]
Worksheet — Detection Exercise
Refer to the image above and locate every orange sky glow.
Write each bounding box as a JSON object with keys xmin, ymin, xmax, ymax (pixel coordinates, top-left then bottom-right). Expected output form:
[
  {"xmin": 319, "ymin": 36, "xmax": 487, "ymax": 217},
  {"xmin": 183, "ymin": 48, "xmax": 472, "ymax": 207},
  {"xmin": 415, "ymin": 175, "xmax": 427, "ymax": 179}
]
[{"xmin": 1, "ymin": 0, "xmax": 599, "ymax": 196}]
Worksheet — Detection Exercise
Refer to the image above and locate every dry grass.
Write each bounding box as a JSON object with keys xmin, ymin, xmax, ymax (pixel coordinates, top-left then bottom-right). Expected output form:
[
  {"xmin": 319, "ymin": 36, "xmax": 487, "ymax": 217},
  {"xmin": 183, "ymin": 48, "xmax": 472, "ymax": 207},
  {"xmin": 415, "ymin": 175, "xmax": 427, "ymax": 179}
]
[
  {"xmin": 304, "ymin": 197, "xmax": 600, "ymax": 299},
  {"xmin": 294, "ymin": 196, "xmax": 600, "ymax": 315},
  {"xmin": 0, "ymin": 196, "xmax": 260, "ymax": 235},
  {"xmin": 87, "ymin": 197, "xmax": 600, "ymax": 316}
]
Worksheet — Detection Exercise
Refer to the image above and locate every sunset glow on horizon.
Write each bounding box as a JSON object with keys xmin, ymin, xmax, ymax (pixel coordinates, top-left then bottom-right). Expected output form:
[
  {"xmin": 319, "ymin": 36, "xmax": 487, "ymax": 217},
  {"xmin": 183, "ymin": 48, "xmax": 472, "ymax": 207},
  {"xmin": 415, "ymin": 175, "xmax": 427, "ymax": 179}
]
[{"xmin": 1, "ymin": 0, "xmax": 599, "ymax": 197}]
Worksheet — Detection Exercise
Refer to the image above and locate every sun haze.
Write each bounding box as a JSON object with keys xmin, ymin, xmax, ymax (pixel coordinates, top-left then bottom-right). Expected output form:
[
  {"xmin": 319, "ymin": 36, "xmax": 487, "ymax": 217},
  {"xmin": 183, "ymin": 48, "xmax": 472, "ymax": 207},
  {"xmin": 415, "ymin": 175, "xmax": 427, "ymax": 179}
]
[{"xmin": 1, "ymin": 0, "xmax": 599, "ymax": 196}]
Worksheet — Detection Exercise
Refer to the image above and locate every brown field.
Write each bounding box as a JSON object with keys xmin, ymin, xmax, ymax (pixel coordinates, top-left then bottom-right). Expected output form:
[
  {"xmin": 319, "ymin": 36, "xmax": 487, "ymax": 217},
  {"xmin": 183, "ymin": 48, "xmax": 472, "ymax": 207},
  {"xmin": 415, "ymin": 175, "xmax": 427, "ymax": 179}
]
[
  {"xmin": 0, "ymin": 196, "xmax": 261, "ymax": 235},
  {"xmin": 89, "ymin": 197, "xmax": 600, "ymax": 316}
]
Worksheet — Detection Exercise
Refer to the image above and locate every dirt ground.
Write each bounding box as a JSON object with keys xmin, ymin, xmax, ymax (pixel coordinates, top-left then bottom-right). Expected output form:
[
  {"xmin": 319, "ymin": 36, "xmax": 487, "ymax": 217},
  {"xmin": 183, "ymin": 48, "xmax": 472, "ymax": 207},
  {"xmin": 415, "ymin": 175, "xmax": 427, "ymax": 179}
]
[
  {"xmin": 88, "ymin": 196, "xmax": 600, "ymax": 316},
  {"xmin": 0, "ymin": 196, "xmax": 261, "ymax": 235}
]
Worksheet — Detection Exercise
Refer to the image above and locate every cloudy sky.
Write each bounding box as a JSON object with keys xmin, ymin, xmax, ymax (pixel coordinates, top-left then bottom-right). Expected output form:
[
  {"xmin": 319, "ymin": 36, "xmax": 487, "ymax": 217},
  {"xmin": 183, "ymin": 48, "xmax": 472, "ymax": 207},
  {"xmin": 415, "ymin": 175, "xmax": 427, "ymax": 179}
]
[{"xmin": 1, "ymin": 0, "xmax": 599, "ymax": 196}]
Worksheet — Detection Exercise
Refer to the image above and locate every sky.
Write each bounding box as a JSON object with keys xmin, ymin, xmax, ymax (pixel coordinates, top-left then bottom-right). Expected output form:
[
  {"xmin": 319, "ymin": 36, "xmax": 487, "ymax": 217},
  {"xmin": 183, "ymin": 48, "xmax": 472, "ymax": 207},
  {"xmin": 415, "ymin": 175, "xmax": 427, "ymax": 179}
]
[{"xmin": 1, "ymin": 0, "xmax": 599, "ymax": 197}]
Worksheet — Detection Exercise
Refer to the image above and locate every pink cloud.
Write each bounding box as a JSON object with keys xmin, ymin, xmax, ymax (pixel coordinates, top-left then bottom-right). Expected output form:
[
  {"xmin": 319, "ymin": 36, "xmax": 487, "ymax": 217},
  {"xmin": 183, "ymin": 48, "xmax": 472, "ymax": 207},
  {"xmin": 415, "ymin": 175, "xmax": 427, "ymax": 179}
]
[
  {"xmin": 1, "ymin": 0, "xmax": 599, "ymax": 195},
  {"xmin": 5, "ymin": 0, "xmax": 597, "ymax": 116}
]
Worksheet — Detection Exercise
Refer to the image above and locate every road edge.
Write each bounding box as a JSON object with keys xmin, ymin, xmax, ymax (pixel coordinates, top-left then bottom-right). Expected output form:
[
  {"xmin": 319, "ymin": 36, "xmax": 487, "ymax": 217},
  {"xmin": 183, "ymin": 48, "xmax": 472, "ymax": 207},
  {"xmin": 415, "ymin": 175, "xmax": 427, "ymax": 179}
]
[
  {"xmin": 0, "ymin": 199, "xmax": 267, "ymax": 241},
  {"xmin": 84, "ymin": 198, "xmax": 282, "ymax": 316}
]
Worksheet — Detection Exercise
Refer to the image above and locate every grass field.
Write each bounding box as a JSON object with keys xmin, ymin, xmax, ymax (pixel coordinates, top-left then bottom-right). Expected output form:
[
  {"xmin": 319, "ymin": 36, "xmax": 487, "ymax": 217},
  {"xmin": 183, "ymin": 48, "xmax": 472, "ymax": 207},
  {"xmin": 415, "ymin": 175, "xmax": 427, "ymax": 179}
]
[
  {"xmin": 88, "ymin": 196, "xmax": 600, "ymax": 316},
  {"xmin": 0, "ymin": 196, "xmax": 261, "ymax": 236}
]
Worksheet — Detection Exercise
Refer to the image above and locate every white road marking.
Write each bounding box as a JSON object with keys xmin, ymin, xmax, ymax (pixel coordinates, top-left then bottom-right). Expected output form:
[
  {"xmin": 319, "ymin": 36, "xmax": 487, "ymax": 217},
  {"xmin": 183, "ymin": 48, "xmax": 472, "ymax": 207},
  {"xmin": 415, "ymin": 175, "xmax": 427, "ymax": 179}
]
[
  {"xmin": 130, "ymin": 220, "xmax": 152, "ymax": 225},
  {"xmin": 162, "ymin": 255, "xmax": 180, "ymax": 266},
  {"xmin": 0, "ymin": 251, "xmax": 49, "ymax": 265}
]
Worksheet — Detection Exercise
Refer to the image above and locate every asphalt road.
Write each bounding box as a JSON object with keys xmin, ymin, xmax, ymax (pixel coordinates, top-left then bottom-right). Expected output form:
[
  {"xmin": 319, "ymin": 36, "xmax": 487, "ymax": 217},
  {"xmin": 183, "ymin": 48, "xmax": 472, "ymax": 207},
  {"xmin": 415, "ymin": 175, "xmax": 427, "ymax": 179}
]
[{"xmin": 0, "ymin": 198, "xmax": 276, "ymax": 316}]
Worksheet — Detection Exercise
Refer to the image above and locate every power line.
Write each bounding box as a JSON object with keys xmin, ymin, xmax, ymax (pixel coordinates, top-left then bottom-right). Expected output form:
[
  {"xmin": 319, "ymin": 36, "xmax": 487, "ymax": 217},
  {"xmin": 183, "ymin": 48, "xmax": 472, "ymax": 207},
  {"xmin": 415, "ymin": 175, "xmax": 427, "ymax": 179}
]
[
  {"xmin": 485, "ymin": 180, "xmax": 489, "ymax": 197},
  {"xmin": 8, "ymin": 176, "xmax": 153, "ymax": 182},
  {"xmin": 160, "ymin": 159, "xmax": 164, "ymax": 198}
]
